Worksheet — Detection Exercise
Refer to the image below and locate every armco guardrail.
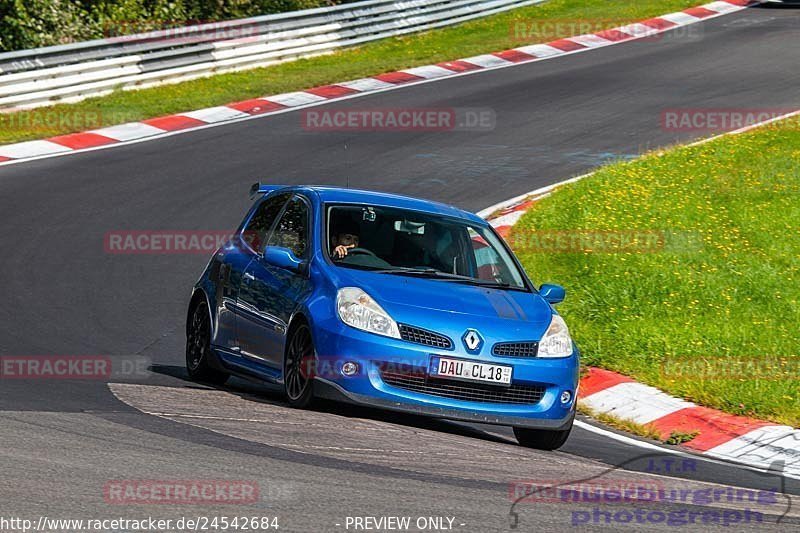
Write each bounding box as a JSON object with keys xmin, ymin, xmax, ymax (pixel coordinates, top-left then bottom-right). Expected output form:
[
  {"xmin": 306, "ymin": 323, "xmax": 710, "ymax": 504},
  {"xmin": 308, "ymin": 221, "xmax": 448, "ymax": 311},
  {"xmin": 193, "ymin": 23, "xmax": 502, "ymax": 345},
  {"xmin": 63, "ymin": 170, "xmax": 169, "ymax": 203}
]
[{"xmin": 0, "ymin": 0, "xmax": 543, "ymax": 110}]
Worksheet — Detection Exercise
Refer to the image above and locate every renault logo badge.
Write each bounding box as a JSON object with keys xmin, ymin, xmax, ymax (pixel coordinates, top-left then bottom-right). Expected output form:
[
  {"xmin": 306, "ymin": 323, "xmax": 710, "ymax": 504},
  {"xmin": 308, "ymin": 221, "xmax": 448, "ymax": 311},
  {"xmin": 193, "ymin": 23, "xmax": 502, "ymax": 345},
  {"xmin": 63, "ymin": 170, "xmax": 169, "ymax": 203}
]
[{"xmin": 462, "ymin": 329, "xmax": 484, "ymax": 353}]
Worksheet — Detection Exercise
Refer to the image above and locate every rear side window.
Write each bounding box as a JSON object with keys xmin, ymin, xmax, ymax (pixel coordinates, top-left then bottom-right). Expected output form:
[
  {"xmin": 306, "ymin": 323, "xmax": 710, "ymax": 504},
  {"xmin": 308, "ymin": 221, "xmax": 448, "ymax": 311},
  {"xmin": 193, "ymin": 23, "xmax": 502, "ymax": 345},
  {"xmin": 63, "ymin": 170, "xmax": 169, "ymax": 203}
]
[
  {"xmin": 266, "ymin": 195, "xmax": 310, "ymax": 258},
  {"xmin": 243, "ymin": 193, "xmax": 290, "ymax": 252}
]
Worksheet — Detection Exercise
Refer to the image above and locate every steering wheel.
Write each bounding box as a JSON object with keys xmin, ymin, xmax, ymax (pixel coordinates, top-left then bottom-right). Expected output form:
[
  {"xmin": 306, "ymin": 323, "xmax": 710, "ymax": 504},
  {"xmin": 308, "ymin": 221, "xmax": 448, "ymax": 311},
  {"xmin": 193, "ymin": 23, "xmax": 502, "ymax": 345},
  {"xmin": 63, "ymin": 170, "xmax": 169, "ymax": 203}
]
[{"xmin": 346, "ymin": 247, "xmax": 377, "ymax": 258}]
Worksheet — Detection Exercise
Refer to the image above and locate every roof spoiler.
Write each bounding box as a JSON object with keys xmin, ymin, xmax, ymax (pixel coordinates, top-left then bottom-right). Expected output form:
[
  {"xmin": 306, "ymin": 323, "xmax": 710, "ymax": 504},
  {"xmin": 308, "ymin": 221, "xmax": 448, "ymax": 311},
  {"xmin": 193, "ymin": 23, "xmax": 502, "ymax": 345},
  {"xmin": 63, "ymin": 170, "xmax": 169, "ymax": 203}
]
[{"xmin": 249, "ymin": 182, "xmax": 286, "ymax": 199}]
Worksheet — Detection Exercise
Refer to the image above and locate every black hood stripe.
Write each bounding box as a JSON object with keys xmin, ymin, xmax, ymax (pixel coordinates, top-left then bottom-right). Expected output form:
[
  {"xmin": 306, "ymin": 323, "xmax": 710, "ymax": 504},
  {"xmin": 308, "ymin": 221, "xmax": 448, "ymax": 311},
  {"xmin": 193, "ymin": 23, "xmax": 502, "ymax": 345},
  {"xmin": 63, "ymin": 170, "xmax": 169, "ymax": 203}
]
[{"xmin": 484, "ymin": 290, "xmax": 520, "ymax": 320}]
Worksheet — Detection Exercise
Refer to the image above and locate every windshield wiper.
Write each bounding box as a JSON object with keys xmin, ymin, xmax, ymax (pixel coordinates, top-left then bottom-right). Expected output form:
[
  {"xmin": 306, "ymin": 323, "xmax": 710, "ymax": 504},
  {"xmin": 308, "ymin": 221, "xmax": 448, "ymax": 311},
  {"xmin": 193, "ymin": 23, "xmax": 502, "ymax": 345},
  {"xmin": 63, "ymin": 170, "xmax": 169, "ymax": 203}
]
[
  {"xmin": 373, "ymin": 267, "xmax": 518, "ymax": 289},
  {"xmin": 439, "ymin": 276, "xmax": 515, "ymax": 289},
  {"xmin": 373, "ymin": 267, "xmax": 468, "ymax": 279},
  {"xmin": 373, "ymin": 267, "xmax": 441, "ymax": 275}
]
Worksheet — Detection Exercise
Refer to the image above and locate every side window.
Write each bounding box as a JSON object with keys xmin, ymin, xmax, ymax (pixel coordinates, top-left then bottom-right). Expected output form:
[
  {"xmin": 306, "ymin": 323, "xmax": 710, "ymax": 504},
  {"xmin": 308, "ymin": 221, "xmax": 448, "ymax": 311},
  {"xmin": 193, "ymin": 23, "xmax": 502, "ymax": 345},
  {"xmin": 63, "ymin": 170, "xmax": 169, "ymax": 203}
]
[
  {"xmin": 266, "ymin": 195, "xmax": 309, "ymax": 258},
  {"xmin": 242, "ymin": 193, "xmax": 290, "ymax": 252},
  {"xmin": 469, "ymin": 228, "xmax": 503, "ymax": 281},
  {"xmin": 467, "ymin": 227, "xmax": 525, "ymax": 287}
]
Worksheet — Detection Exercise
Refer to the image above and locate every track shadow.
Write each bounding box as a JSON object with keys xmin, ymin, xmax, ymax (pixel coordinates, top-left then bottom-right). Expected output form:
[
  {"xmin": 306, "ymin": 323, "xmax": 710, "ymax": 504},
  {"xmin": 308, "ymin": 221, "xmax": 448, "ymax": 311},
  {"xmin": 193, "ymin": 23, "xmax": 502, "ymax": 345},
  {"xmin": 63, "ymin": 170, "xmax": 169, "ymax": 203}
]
[
  {"xmin": 147, "ymin": 363, "xmax": 515, "ymax": 445},
  {"xmin": 755, "ymin": 2, "xmax": 800, "ymax": 9}
]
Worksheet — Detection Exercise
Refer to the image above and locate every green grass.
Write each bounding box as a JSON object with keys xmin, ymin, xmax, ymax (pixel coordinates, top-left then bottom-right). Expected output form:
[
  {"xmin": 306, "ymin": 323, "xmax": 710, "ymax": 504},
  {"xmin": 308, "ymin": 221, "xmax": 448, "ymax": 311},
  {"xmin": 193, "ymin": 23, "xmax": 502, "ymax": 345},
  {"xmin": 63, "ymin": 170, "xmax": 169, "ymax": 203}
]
[
  {"xmin": 578, "ymin": 404, "xmax": 664, "ymax": 442},
  {"xmin": 0, "ymin": 0, "xmax": 702, "ymax": 144},
  {"xmin": 514, "ymin": 119, "xmax": 800, "ymax": 427},
  {"xmin": 664, "ymin": 430, "xmax": 700, "ymax": 445},
  {"xmin": 579, "ymin": 404, "xmax": 700, "ymax": 445}
]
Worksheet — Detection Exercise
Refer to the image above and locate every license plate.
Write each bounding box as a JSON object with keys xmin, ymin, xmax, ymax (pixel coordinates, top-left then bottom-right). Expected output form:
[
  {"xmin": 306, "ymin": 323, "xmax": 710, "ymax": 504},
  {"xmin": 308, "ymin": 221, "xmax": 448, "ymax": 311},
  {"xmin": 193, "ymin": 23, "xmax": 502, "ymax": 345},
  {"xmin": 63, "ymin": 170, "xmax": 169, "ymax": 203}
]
[{"xmin": 430, "ymin": 356, "xmax": 512, "ymax": 386}]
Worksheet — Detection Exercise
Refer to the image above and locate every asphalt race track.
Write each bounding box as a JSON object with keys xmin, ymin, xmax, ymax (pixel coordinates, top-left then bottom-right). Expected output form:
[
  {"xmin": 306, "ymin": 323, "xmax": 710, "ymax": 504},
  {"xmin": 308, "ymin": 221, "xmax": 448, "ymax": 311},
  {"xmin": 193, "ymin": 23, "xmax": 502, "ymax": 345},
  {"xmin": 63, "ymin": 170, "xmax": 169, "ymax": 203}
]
[{"xmin": 1, "ymin": 5, "xmax": 799, "ymax": 532}]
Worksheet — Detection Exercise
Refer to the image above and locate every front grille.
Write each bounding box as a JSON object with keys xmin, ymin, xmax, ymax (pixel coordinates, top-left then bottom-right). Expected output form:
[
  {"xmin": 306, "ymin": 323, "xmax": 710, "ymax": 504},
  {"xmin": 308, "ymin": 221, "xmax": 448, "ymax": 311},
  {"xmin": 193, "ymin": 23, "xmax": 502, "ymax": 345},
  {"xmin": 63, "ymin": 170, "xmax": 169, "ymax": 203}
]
[
  {"xmin": 399, "ymin": 324, "xmax": 453, "ymax": 349},
  {"xmin": 379, "ymin": 367, "xmax": 546, "ymax": 405},
  {"xmin": 493, "ymin": 342, "xmax": 539, "ymax": 357}
]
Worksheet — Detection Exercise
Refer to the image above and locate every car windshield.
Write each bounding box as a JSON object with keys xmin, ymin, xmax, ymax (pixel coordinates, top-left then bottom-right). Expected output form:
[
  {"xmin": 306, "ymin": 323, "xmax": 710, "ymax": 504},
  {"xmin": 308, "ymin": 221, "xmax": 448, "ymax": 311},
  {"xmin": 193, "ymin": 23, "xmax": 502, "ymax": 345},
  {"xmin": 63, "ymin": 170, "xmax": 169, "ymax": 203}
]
[{"xmin": 326, "ymin": 204, "xmax": 528, "ymax": 290}]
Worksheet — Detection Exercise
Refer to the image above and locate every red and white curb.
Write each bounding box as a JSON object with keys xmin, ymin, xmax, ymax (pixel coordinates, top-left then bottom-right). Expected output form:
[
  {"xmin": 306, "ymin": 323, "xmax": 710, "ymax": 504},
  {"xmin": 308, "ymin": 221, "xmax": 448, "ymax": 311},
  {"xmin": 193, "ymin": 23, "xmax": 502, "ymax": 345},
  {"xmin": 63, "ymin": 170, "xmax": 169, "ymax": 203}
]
[
  {"xmin": 580, "ymin": 369, "xmax": 799, "ymax": 477},
  {"xmin": 479, "ymin": 114, "xmax": 800, "ymax": 480},
  {"xmin": 0, "ymin": 0, "xmax": 756, "ymax": 167}
]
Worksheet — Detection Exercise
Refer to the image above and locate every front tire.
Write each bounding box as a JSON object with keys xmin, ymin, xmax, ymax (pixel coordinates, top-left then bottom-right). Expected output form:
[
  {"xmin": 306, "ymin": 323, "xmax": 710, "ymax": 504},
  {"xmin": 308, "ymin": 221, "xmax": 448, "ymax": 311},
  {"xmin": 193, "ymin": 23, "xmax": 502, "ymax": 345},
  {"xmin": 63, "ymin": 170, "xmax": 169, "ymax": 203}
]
[
  {"xmin": 186, "ymin": 299, "xmax": 229, "ymax": 386},
  {"xmin": 514, "ymin": 423, "xmax": 572, "ymax": 450},
  {"xmin": 283, "ymin": 322, "xmax": 315, "ymax": 408}
]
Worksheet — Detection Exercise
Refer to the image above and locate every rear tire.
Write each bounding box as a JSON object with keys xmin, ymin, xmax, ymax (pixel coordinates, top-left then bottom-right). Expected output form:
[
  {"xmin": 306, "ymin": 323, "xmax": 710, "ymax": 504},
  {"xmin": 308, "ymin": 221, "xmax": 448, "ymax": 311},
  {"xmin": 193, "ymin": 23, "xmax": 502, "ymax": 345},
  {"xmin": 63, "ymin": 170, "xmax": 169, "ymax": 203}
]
[
  {"xmin": 514, "ymin": 423, "xmax": 572, "ymax": 450},
  {"xmin": 283, "ymin": 322, "xmax": 315, "ymax": 408},
  {"xmin": 186, "ymin": 299, "xmax": 229, "ymax": 386}
]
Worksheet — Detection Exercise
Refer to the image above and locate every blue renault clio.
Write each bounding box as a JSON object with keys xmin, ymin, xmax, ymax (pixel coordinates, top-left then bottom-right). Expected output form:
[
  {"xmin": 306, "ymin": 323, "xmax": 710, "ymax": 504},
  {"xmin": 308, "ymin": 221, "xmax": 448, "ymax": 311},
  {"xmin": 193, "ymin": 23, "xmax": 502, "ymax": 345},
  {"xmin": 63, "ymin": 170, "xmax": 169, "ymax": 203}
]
[{"xmin": 186, "ymin": 184, "xmax": 579, "ymax": 449}]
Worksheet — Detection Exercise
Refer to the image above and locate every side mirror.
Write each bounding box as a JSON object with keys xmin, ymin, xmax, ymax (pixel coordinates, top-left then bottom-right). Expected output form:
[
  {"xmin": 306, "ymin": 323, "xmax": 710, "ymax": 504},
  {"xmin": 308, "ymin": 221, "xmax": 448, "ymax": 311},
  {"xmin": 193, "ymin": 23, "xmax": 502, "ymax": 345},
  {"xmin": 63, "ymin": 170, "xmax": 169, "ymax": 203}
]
[
  {"xmin": 264, "ymin": 246, "xmax": 304, "ymax": 272},
  {"xmin": 539, "ymin": 284, "xmax": 565, "ymax": 305}
]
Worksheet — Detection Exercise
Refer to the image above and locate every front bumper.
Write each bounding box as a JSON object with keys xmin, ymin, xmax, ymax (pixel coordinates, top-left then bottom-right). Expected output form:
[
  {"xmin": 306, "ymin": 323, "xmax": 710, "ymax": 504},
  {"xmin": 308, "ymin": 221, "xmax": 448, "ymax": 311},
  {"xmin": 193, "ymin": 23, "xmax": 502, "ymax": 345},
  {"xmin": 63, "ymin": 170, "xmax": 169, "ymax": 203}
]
[
  {"xmin": 315, "ymin": 379, "xmax": 575, "ymax": 430},
  {"xmin": 312, "ymin": 316, "xmax": 580, "ymax": 430}
]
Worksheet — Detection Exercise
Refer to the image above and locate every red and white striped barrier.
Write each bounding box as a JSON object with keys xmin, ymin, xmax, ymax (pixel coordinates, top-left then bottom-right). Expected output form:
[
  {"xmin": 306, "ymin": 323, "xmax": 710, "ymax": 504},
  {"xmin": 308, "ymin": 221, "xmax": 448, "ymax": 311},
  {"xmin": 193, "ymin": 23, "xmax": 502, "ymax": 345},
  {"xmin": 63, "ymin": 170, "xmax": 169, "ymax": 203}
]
[
  {"xmin": 479, "ymin": 114, "xmax": 800, "ymax": 480},
  {"xmin": 580, "ymin": 369, "xmax": 799, "ymax": 476},
  {"xmin": 0, "ymin": 0, "xmax": 756, "ymax": 166}
]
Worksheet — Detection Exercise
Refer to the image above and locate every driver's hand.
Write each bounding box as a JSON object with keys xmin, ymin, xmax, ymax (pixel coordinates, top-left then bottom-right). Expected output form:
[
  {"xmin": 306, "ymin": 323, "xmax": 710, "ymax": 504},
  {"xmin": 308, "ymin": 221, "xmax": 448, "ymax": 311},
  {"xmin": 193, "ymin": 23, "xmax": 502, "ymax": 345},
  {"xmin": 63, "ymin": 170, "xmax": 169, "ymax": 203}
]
[{"xmin": 334, "ymin": 244, "xmax": 353, "ymax": 258}]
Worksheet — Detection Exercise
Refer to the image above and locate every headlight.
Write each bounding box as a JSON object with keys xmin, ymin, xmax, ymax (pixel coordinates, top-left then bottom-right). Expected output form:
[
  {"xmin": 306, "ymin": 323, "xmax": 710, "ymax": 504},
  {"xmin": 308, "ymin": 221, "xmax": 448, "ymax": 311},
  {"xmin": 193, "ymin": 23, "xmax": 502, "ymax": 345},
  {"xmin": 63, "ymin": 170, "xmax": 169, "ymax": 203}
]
[
  {"xmin": 336, "ymin": 287, "xmax": 400, "ymax": 339},
  {"xmin": 538, "ymin": 315, "xmax": 573, "ymax": 358}
]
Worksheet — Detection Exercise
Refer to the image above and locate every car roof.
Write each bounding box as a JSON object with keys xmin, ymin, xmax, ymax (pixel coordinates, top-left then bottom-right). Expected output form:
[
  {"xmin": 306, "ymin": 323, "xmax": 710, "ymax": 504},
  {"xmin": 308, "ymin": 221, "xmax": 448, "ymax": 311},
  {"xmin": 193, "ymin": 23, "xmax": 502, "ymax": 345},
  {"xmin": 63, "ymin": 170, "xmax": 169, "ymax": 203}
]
[{"xmin": 276, "ymin": 185, "xmax": 487, "ymax": 225}]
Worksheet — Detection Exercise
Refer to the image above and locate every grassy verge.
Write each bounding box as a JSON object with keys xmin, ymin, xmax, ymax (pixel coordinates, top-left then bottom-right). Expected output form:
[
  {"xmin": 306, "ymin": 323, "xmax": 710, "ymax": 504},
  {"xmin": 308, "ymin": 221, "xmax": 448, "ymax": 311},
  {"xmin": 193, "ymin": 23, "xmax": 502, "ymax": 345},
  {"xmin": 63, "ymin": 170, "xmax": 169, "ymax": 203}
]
[
  {"xmin": 578, "ymin": 404, "xmax": 664, "ymax": 442},
  {"xmin": 578, "ymin": 404, "xmax": 700, "ymax": 444},
  {"xmin": 514, "ymin": 118, "xmax": 800, "ymax": 427},
  {"xmin": 0, "ymin": 0, "xmax": 702, "ymax": 144}
]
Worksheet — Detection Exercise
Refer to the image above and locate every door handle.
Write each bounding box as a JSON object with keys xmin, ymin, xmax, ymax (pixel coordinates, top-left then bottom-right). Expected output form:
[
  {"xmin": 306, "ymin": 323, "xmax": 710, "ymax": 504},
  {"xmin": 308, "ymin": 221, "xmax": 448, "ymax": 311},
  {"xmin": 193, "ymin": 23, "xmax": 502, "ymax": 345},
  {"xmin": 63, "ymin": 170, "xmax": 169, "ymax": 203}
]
[{"xmin": 243, "ymin": 272, "xmax": 255, "ymax": 283}]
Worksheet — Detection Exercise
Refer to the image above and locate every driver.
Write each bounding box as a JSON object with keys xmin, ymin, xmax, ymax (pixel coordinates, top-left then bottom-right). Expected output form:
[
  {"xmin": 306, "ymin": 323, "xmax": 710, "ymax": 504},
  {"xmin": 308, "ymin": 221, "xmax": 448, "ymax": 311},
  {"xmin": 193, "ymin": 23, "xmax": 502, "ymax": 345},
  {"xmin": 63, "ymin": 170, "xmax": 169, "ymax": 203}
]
[{"xmin": 331, "ymin": 219, "xmax": 361, "ymax": 259}]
